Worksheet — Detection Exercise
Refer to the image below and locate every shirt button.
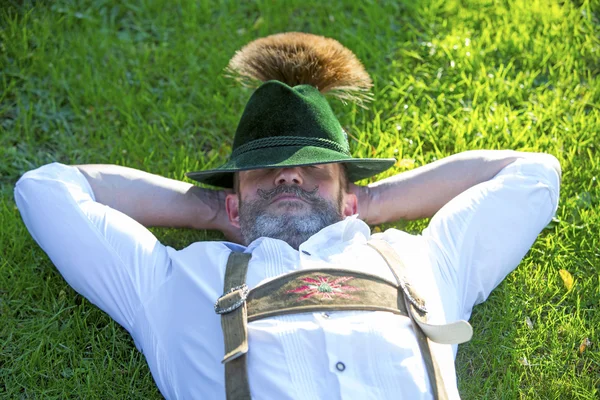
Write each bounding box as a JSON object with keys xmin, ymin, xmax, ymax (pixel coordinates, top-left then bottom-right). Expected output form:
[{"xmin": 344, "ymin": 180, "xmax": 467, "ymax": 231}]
[
  {"xmin": 335, "ymin": 362, "xmax": 346, "ymax": 372},
  {"xmin": 301, "ymin": 250, "xmax": 311, "ymax": 256}
]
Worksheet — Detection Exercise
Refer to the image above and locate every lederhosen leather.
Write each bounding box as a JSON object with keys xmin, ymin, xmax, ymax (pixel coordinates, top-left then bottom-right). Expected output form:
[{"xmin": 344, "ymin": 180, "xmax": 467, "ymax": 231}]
[{"xmin": 214, "ymin": 239, "xmax": 473, "ymax": 399}]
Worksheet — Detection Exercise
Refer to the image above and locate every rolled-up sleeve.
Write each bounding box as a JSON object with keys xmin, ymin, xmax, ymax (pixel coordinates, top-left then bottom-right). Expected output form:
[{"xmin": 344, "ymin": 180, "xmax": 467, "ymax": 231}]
[
  {"xmin": 14, "ymin": 162, "xmax": 171, "ymax": 336},
  {"xmin": 423, "ymin": 154, "xmax": 561, "ymax": 320}
]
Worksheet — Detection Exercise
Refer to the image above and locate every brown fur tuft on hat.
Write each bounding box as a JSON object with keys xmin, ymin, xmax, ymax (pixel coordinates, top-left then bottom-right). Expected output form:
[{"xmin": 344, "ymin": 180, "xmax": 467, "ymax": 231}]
[{"xmin": 226, "ymin": 32, "xmax": 373, "ymax": 105}]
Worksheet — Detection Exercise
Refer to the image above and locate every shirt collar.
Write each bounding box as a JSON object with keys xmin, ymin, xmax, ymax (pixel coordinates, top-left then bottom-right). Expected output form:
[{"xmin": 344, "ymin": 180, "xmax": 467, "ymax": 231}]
[
  {"xmin": 244, "ymin": 215, "xmax": 372, "ymax": 254},
  {"xmin": 299, "ymin": 214, "xmax": 371, "ymax": 255}
]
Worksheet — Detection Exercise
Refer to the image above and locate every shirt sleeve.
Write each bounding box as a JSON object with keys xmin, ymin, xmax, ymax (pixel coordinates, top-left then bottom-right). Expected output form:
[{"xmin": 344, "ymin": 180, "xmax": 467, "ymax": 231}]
[
  {"xmin": 14, "ymin": 162, "xmax": 171, "ymax": 337},
  {"xmin": 422, "ymin": 154, "xmax": 561, "ymax": 321}
]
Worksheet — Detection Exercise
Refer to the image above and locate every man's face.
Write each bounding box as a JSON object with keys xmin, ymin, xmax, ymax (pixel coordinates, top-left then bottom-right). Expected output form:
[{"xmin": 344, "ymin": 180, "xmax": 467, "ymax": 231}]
[{"xmin": 225, "ymin": 164, "xmax": 357, "ymax": 249}]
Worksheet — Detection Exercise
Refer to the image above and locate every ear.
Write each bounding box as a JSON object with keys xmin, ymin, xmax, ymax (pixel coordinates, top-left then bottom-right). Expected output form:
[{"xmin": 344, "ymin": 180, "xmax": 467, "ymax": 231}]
[
  {"xmin": 342, "ymin": 192, "xmax": 358, "ymax": 217},
  {"xmin": 225, "ymin": 193, "xmax": 241, "ymax": 228}
]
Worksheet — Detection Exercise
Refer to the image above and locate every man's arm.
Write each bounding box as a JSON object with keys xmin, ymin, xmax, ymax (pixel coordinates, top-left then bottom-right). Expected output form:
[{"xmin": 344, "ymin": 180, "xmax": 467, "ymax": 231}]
[
  {"xmin": 14, "ymin": 163, "xmax": 173, "ymax": 332},
  {"xmin": 75, "ymin": 164, "xmax": 241, "ymax": 241},
  {"xmin": 353, "ymin": 150, "xmax": 561, "ymax": 225}
]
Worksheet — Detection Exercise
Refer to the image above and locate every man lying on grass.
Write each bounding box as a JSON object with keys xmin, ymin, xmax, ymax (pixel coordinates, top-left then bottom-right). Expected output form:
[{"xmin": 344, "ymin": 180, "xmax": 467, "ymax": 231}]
[{"xmin": 15, "ymin": 33, "xmax": 560, "ymax": 400}]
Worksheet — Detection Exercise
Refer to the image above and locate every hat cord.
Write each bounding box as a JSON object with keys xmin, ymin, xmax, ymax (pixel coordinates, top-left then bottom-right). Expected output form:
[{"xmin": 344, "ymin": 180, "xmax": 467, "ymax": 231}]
[{"xmin": 231, "ymin": 136, "xmax": 351, "ymax": 158}]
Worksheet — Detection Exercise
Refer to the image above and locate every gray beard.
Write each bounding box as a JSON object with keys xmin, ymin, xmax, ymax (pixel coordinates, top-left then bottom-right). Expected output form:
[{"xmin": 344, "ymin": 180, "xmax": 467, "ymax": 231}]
[{"xmin": 238, "ymin": 185, "xmax": 344, "ymax": 250}]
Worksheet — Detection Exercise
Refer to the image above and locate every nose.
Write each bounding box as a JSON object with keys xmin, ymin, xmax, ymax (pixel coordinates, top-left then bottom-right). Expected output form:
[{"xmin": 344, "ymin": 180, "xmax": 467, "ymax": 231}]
[{"xmin": 273, "ymin": 167, "xmax": 303, "ymax": 186}]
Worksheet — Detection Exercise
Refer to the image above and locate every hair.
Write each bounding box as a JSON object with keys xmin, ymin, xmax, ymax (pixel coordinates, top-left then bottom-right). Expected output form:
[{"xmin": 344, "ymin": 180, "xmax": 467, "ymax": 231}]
[
  {"xmin": 234, "ymin": 172, "xmax": 240, "ymax": 194},
  {"xmin": 338, "ymin": 163, "xmax": 350, "ymax": 193},
  {"xmin": 226, "ymin": 32, "xmax": 373, "ymax": 106}
]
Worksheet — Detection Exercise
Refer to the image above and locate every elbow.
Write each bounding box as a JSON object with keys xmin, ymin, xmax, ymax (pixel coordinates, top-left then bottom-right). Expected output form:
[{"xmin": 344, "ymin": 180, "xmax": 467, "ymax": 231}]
[
  {"xmin": 527, "ymin": 152, "xmax": 562, "ymax": 184},
  {"xmin": 14, "ymin": 168, "xmax": 48, "ymax": 216},
  {"xmin": 510, "ymin": 152, "xmax": 562, "ymax": 182},
  {"xmin": 14, "ymin": 171, "xmax": 40, "ymax": 230},
  {"xmin": 14, "ymin": 162, "xmax": 92, "ymax": 212},
  {"xmin": 520, "ymin": 152, "xmax": 562, "ymax": 213},
  {"xmin": 499, "ymin": 152, "xmax": 562, "ymax": 212},
  {"xmin": 14, "ymin": 170, "xmax": 37, "ymax": 206},
  {"xmin": 539, "ymin": 153, "xmax": 561, "ymax": 183}
]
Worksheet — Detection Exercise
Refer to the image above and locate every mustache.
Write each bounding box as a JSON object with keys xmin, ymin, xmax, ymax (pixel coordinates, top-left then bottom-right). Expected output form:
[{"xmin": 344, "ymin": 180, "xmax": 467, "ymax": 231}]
[{"xmin": 256, "ymin": 185, "xmax": 320, "ymax": 203}]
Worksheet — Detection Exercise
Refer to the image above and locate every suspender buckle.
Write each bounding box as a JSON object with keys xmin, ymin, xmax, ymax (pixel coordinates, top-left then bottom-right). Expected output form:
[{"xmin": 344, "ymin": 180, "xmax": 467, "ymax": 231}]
[{"xmin": 214, "ymin": 284, "xmax": 249, "ymax": 314}]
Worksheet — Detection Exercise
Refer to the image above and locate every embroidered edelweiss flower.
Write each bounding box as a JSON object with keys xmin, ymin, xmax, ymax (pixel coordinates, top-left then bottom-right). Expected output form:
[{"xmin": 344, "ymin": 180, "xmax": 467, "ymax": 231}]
[{"xmin": 286, "ymin": 276, "xmax": 360, "ymax": 301}]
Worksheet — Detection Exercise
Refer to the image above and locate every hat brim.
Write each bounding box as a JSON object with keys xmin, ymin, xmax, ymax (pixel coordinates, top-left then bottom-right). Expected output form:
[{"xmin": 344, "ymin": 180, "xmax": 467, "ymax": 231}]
[{"xmin": 186, "ymin": 145, "xmax": 395, "ymax": 188}]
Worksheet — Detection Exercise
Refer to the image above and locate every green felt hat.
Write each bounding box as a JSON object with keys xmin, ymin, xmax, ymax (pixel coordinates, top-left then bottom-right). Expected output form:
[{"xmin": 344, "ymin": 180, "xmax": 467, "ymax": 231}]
[
  {"xmin": 186, "ymin": 81, "xmax": 395, "ymax": 188},
  {"xmin": 186, "ymin": 32, "xmax": 396, "ymax": 188}
]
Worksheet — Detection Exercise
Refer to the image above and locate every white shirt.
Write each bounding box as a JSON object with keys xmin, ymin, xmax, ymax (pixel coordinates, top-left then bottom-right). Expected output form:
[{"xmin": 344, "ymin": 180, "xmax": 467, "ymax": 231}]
[{"xmin": 14, "ymin": 157, "xmax": 560, "ymax": 399}]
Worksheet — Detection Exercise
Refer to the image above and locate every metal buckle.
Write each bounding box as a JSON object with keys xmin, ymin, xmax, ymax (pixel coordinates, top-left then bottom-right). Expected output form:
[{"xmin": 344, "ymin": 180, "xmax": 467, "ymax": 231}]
[{"xmin": 214, "ymin": 284, "xmax": 249, "ymax": 314}]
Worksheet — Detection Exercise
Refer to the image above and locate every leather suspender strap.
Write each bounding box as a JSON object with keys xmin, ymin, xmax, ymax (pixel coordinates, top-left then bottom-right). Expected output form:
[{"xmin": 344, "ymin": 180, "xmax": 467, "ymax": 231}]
[
  {"xmin": 366, "ymin": 239, "xmax": 449, "ymax": 400},
  {"xmin": 216, "ymin": 244, "xmax": 465, "ymax": 399},
  {"xmin": 215, "ymin": 252, "xmax": 252, "ymax": 400}
]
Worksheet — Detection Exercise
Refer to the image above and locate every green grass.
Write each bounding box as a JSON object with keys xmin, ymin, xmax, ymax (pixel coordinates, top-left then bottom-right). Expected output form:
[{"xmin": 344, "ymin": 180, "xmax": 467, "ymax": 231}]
[{"xmin": 1, "ymin": 0, "xmax": 599, "ymax": 398}]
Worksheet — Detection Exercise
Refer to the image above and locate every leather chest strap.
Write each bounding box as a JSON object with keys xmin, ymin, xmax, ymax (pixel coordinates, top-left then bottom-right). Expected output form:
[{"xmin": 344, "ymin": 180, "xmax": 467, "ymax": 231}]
[
  {"xmin": 367, "ymin": 239, "xmax": 449, "ymax": 400},
  {"xmin": 215, "ymin": 252, "xmax": 252, "ymax": 400},
  {"xmin": 246, "ymin": 268, "xmax": 410, "ymax": 321}
]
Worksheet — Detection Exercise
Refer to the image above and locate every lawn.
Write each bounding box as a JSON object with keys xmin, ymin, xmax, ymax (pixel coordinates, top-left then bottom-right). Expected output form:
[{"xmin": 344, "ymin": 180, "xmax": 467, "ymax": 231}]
[{"xmin": 1, "ymin": 0, "xmax": 599, "ymax": 398}]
